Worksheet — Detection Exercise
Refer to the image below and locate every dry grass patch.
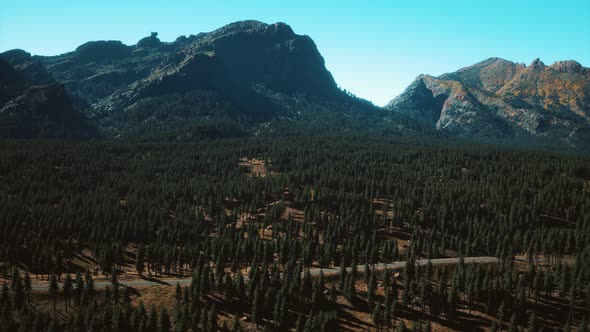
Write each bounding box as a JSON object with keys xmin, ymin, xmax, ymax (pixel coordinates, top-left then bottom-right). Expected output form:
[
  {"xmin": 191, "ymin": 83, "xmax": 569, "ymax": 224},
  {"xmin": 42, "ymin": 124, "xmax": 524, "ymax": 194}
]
[{"xmin": 238, "ymin": 157, "xmax": 276, "ymax": 177}]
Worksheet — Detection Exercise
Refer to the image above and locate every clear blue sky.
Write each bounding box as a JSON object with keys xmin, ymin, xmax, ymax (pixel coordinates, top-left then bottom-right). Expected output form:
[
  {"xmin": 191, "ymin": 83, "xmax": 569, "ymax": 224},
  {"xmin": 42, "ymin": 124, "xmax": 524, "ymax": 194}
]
[{"xmin": 1, "ymin": 0, "xmax": 589, "ymax": 105}]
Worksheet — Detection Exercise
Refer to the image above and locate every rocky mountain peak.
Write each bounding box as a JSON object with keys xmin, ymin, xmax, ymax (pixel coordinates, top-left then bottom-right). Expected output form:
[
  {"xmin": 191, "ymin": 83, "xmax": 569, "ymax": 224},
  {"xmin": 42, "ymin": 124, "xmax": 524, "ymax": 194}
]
[
  {"xmin": 137, "ymin": 32, "xmax": 162, "ymax": 48},
  {"xmin": 385, "ymin": 77, "xmax": 445, "ymax": 126},
  {"xmin": 386, "ymin": 57, "xmax": 590, "ymax": 150},
  {"xmin": 75, "ymin": 40, "xmax": 131, "ymax": 61},
  {"xmin": 529, "ymin": 58, "xmax": 545, "ymax": 69},
  {"xmin": 203, "ymin": 20, "xmax": 295, "ymax": 40},
  {"xmin": 549, "ymin": 60, "xmax": 584, "ymax": 74},
  {"xmin": 0, "ymin": 49, "xmax": 32, "ymax": 66}
]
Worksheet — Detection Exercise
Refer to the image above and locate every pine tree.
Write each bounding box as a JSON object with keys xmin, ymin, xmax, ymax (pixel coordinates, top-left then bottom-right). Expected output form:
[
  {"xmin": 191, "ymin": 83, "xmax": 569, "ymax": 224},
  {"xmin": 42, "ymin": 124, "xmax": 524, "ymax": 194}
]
[
  {"xmin": 368, "ymin": 268, "xmax": 377, "ymax": 308},
  {"xmin": 47, "ymin": 320, "xmax": 58, "ymax": 332},
  {"xmin": 344, "ymin": 272, "xmax": 356, "ymax": 302},
  {"xmin": 527, "ymin": 311, "xmax": 536, "ymax": 332},
  {"xmin": 158, "ymin": 307, "xmax": 171, "ymax": 332},
  {"xmin": 372, "ymin": 300, "xmax": 382, "ymax": 328},
  {"xmin": 13, "ymin": 276, "xmax": 25, "ymax": 311},
  {"xmin": 200, "ymin": 305, "xmax": 209, "ymax": 331},
  {"xmin": 295, "ymin": 312, "xmax": 305, "ymax": 332},
  {"xmin": 209, "ymin": 304, "xmax": 219, "ymax": 331},
  {"xmin": 49, "ymin": 273, "xmax": 59, "ymax": 312},
  {"xmin": 105, "ymin": 285, "xmax": 112, "ymax": 304},
  {"xmin": 396, "ymin": 319, "xmax": 405, "ymax": 332},
  {"xmin": 339, "ymin": 257, "xmax": 347, "ymax": 290},
  {"xmin": 147, "ymin": 305, "xmax": 158, "ymax": 332},
  {"xmin": 175, "ymin": 282, "xmax": 182, "ymax": 304},
  {"xmin": 74, "ymin": 272, "xmax": 83, "ymax": 306},
  {"xmin": 10, "ymin": 267, "xmax": 19, "ymax": 292},
  {"xmin": 136, "ymin": 245, "xmax": 146, "ymax": 276},
  {"xmin": 231, "ymin": 315, "xmax": 240, "ymax": 332},
  {"xmin": 1, "ymin": 281, "xmax": 12, "ymax": 315},
  {"xmin": 224, "ymin": 273, "xmax": 234, "ymax": 300},
  {"xmin": 577, "ymin": 317, "xmax": 586, "ymax": 332},
  {"xmin": 508, "ymin": 313, "xmax": 517, "ymax": 332},
  {"xmin": 330, "ymin": 282, "xmax": 338, "ymax": 303},
  {"xmin": 301, "ymin": 269, "xmax": 313, "ymax": 299},
  {"xmin": 251, "ymin": 286, "xmax": 262, "ymax": 327},
  {"xmin": 85, "ymin": 271, "xmax": 95, "ymax": 305},
  {"xmin": 447, "ymin": 279, "xmax": 458, "ymax": 319},
  {"xmin": 113, "ymin": 282, "xmax": 120, "ymax": 304},
  {"xmin": 23, "ymin": 272, "xmax": 32, "ymax": 304},
  {"xmin": 490, "ymin": 322, "xmax": 497, "ymax": 332},
  {"xmin": 63, "ymin": 274, "xmax": 72, "ymax": 312},
  {"xmin": 237, "ymin": 273, "xmax": 245, "ymax": 300},
  {"xmin": 123, "ymin": 286, "xmax": 131, "ymax": 305},
  {"xmin": 497, "ymin": 300, "xmax": 505, "ymax": 329}
]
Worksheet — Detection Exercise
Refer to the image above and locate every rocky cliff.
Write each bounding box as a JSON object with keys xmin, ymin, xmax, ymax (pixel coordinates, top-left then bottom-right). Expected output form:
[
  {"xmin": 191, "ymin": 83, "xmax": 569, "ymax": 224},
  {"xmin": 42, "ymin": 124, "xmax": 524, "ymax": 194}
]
[{"xmin": 2, "ymin": 21, "xmax": 377, "ymax": 139}]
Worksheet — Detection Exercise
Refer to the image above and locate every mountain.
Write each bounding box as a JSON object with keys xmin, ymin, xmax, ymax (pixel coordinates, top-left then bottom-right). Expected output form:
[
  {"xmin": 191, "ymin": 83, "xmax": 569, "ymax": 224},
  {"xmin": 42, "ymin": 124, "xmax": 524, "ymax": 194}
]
[
  {"xmin": 0, "ymin": 58, "xmax": 95, "ymax": 139},
  {"xmin": 2, "ymin": 22, "xmax": 588, "ymax": 150},
  {"xmin": 1, "ymin": 21, "xmax": 381, "ymax": 140},
  {"xmin": 385, "ymin": 57, "xmax": 590, "ymax": 150}
]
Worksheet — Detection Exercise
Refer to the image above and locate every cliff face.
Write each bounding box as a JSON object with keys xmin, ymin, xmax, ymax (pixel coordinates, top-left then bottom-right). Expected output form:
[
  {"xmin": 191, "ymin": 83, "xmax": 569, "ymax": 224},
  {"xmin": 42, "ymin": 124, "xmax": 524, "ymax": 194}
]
[
  {"xmin": 385, "ymin": 58, "xmax": 590, "ymax": 149},
  {"xmin": 2, "ymin": 21, "xmax": 370, "ymax": 139}
]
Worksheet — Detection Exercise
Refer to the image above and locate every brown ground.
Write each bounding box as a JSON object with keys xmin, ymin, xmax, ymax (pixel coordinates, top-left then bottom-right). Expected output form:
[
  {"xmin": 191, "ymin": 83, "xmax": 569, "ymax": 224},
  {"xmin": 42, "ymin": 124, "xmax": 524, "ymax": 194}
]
[{"xmin": 238, "ymin": 158, "xmax": 275, "ymax": 177}]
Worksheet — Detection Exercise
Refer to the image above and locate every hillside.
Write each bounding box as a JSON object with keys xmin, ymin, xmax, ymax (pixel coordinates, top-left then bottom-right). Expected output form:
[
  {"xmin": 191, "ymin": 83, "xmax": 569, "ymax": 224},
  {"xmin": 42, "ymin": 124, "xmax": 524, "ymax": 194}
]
[
  {"xmin": 0, "ymin": 58, "xmax": 95, "ymax": 139},
  {"xmin": 1, "ymin": 23, "xmax": 588, "ymax": 150},
  {"xmin": 385, "ymin": 57, "xmax": 590, "ymax": 150},
  {"xmin": 1, "ymin": 21, "xmax": 382, "ymax": 140}
]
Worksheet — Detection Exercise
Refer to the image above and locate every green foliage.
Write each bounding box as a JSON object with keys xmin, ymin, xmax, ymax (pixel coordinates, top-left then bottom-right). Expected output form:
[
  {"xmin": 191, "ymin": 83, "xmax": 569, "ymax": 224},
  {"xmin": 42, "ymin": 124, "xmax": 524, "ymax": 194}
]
[{"xmin": 0, "ymin": 136, "xmax": 589, "ymax": 330}]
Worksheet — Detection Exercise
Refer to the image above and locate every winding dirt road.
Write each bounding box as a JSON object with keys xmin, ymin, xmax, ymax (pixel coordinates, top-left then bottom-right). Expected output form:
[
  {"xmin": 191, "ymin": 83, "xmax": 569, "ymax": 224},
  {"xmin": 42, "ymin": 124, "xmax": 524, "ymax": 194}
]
[{"xmin": 31, "ymin": 256, "xmax": 499, "ymax": 291}]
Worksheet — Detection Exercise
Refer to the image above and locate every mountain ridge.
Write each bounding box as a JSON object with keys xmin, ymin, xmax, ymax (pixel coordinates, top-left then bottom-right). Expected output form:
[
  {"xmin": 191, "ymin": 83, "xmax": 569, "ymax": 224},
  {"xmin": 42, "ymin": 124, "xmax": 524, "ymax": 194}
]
[
  {"xmin": 1, "ymin": 22, "xmax": 588, "ymax": 150},
  {"xmin": 2, "ymin": 20, "xmax": 381, "ymax": 139},
  {"xmin": 385, "ymin": 56, "xmax": 590, "ymax": 150}
]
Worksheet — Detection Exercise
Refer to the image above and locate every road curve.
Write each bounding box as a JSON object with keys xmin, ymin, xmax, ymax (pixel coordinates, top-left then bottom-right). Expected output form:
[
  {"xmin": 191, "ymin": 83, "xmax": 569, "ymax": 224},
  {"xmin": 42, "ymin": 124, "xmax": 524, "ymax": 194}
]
[{"xmin": 30, "ymin": 256, "xmax": 499, "ymax": 291}]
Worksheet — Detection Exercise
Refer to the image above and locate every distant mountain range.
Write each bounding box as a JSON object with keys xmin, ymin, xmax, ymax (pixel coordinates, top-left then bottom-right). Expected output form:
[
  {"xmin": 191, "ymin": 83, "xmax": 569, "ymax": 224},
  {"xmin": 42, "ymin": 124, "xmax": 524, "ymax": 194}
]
[
  {"xmin": 1, "ymin": 21, "xmax": 588, "ymax": 150},
  {"xmin": 385, "ymin": 57, "xmax": 590, "ymax": 149}
]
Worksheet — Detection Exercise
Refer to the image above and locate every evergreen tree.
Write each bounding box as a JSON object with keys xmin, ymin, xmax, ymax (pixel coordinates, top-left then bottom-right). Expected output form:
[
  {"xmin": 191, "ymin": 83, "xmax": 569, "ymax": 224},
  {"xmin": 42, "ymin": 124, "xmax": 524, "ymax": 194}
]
[
  {"xmin": 158, "ymin": 307, "xmax": 171, "ymax": 332},
  {"xmin": 368, "ymin": 268, "xmax": 377, "ymax": 308},
  {"xmin": 396, "ymin": 319, "xmax": 405, "ymax": 332},
  {"xmin": 175, "ymin": 282, "xmax": 182, "ymax": 304},
  {"xmin": 49, "ymin": 274, "xmax": 59, "ymax": 312},
  {"xmin": 136, "ymin": 245, "xmax": 146, "ymax": 276},
  {"xmin": 208, "ymin": 304, "xmax": 218, "ymax": 331},
  {"xmin": 74, "ymin": 272, "xmax": 83, "ymax": 306},
  {"xmin": 577, "ymin": 317, "xmax": 586, "ymax": 332},
  {"xmin": 13, "ymin": 276, "xmax": 25, "ymax": 311},
  {"xmin": 301, "ymin": 269, "xmax": 313, "ymax": 299},
  {"xmin": 23, "ymin": 272, "xmax": 32, "ymax": 304},
  {"xmin": 330, "ymin": 282, "xmax": 338, "ymax": 303},
  {"xmin": 63, "ymin": 274, "xmax": 72, "ymax": 312},
  {"xmin": 528, "ymin": 311, "xmax": 537, "ymax": 332},
  {"xmin": 372, "ymin": 300, "xmax": 382, "ymax": 328},
  {"xmin": 497, "ymin": 300, "xmax": 505, "ymax": 329},
  {"xmin": 508, "ymin": 313, "xmax": 517, "ymax": 332},
  {"xmin": 231, "ymin": 315, "xmax": 240, "ymax": 332}
]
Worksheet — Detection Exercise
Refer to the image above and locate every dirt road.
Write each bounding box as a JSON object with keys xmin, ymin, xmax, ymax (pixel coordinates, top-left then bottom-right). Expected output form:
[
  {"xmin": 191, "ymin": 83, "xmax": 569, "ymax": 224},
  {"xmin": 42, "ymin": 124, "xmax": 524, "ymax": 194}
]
[{"xmin": 30, "ymin": 256, "xmax": 499, "ymax": 291}]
